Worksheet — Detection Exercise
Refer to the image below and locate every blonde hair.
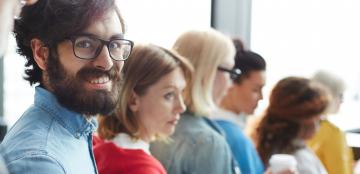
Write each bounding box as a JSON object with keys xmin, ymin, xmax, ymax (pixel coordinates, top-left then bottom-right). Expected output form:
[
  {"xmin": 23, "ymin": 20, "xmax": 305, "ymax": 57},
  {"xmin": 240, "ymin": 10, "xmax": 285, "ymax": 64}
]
[
  {"xmin": 173, "ymin": 29, "xmax": 235, "ymax": 116},
  {"xmin": 97, "ymin": 44, "xmax": 193, "ymax": 140},
  {"xmin": 312, "ymin": 70, "xmax": 345, "ymax": 113}
]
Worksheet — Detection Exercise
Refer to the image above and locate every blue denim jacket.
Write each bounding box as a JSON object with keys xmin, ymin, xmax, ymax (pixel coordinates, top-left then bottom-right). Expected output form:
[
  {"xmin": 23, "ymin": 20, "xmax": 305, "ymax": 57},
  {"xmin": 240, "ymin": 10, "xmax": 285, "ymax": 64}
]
[
  {"xmin": 150, "ymin": 112, "xmax": 240, "ymax": 174},
  {"xmin": 0, "ymin": 87, "xmax": 98, "ymax": 174}
]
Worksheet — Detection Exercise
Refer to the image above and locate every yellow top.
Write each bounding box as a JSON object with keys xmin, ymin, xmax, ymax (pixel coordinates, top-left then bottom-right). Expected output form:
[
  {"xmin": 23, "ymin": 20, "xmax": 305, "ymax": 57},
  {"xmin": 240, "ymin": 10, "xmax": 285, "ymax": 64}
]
[{"xmin": 307, "ymin": 120, "xmax": 354, "ymax": 174}]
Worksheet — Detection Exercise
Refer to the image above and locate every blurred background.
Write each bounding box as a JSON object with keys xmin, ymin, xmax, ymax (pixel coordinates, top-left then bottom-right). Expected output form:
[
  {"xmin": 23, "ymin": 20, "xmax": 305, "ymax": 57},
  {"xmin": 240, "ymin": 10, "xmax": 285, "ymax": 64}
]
[{"xmin": 2, "ymin": 0, "xmax": 360, "ymax": 157}]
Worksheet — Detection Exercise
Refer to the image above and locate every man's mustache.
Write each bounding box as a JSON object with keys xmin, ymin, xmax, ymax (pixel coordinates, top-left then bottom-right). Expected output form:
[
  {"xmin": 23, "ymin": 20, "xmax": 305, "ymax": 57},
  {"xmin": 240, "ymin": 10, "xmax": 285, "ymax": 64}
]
[{"xmin": 77, "ymin": 66, "xmax": 121, "ymax": 81}]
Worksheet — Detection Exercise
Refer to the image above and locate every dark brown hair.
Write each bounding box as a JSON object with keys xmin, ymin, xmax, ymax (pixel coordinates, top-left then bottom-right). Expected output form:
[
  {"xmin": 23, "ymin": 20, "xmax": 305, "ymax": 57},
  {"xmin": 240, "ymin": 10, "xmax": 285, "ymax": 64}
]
[
  {"xmin": 256, "ymin": 77, "xmax": 329, "ymax": 165},
  {"xmin": 232, "ymin": 38, "xmax": 266, "ymax": 84},
  {"xmin": 14, "ymin": 0, "xmax": 124, "ymax": 85}
]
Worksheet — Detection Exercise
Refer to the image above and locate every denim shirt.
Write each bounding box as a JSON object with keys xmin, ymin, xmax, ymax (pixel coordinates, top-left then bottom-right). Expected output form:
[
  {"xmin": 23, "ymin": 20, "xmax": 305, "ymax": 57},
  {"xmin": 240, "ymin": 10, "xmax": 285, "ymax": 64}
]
[
  {"xmin": 0, "ymin": 87, "xmax": 98, "ymax": 174},
  {"xmin": 150, "ymin": 112, "xmax": 240, "ymax": 174}
]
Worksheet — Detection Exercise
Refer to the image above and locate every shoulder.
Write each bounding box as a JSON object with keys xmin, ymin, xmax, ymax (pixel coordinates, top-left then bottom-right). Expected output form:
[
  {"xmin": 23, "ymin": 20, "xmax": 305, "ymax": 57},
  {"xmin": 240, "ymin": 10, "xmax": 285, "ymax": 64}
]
[
  {"xmin": 216, "ymin": 120, "xmax": 243, "ymax": 136},
  {"xmin": 216, "ymin": 120, "xmax": 249, "ymax": 143},
  {"xmin": 215, "ymin": 119, "xmax": 238, "ymax": 129},
  {"xmin": 294, "ymin": 148, "xmax": 326, "ymax": 174},
  {"xmin": 293, "ymin": 148, "xmax": 320, "ymax": 165},
  {"xmin": 0, "ymin": 105, "xmax": 76, "ymax": 167},
  {"xmin": 315, "ymin": 120, "xmax": 344, "ymax": 141},
  {"xmin": 6, "ymin": 153, "xmax": 65, "ymax": 174},
  {"xmin": 95, "ymin": 142, "xmax": 166, "ymax": 174},
  {"xmin": 94, "ymin": 141, "xmax": 154, "ymax": 162},
  {"xmin": 321, "ymin": 120, "xmax": 342, "ymax": 133},
  {"xmin": 5, "ymin": 105, "xmax": 55, "ymax": 139},
  {"xmin": 171, "ymin": 119, "xmax": 231, "ymax": 159},
  {"xmin": 175, "ymin": 121, "xmax": 227, "ymax": 147},
  {"xmin": 1, "ymin": 109, "xmax": 57, "ymax": 163},
  {"xmin": 151, "ymin": 115, "xmax": 231, "ymax": 154}
]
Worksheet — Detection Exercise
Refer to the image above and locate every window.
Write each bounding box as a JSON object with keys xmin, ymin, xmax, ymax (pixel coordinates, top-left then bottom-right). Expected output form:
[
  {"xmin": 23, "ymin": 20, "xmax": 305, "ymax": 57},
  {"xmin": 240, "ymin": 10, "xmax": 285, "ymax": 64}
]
[{"xmin": 251, "ymin": 0, "xmax": 360, "ymax": 135}]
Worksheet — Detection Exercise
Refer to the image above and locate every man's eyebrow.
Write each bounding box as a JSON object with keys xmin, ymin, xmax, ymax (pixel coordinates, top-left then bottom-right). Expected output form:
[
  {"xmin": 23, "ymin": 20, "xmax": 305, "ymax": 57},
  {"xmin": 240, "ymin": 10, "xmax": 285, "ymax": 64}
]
[
  {"xmin": 76, "ymin": 33, "xmax": 97, "ymax": 38},
  {"xmin": 76, "ymin": 33, "xmax": 124, "ymax": 40},
  {"xmin": 110, "ymin": 34, "xmax": 124, "ymax": 39}
]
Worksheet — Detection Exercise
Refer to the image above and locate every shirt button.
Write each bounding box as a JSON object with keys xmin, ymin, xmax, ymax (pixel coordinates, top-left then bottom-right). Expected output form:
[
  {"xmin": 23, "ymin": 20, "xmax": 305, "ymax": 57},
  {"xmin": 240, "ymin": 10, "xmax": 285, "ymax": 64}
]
[{"xmin": 75, "ymin": 132, "xmax": 81, "ymax": 139}]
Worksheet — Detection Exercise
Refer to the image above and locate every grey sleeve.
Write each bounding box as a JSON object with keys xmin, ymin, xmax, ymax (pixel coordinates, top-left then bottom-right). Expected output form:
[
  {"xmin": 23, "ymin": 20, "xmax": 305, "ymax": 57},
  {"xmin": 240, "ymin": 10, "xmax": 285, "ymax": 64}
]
[{"xmin": 187, "ymin": 132, "xmax": 233, "ymax": 174}]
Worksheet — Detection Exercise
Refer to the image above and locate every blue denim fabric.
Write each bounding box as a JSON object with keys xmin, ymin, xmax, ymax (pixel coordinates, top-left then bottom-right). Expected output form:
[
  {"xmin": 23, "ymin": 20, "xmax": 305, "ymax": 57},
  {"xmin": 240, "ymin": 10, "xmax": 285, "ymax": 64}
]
[
  {"xmin": 150, "ymin": 112, "xmax": 240, "ymax": 174},
  {"xmin": 0, "ymin": 87, "xmax": 98, "ymax": 174}
]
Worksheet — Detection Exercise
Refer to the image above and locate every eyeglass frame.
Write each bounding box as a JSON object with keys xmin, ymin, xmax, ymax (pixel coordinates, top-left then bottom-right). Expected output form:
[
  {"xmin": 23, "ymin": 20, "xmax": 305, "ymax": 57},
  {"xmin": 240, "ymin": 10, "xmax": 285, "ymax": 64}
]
[
  {"xmin": 65, "ymin": 34, "xmax": 134, "ymax": 61},
  {"xmin": 217, "ymin": 66, "xmax": 242, "ymax": 80}
]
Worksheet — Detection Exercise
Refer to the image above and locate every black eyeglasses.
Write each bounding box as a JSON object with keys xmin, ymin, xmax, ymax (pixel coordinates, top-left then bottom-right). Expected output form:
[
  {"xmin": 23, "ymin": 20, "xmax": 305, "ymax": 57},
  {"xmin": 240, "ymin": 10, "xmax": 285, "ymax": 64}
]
[
  {"xmin": 218, "ymin": 66, "xmax": 242, "ymax": 80},
  {"xmin": 67, "ymin": 34, "xmax": 134, "ymax": 61}
]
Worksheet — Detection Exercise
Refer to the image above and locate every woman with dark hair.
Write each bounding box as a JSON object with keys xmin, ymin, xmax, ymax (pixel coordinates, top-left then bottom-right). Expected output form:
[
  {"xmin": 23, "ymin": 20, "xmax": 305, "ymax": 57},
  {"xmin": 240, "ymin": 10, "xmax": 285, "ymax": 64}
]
[{"xmin": 256, "ymin": 77, "xmax": 329, "ymax": 174}]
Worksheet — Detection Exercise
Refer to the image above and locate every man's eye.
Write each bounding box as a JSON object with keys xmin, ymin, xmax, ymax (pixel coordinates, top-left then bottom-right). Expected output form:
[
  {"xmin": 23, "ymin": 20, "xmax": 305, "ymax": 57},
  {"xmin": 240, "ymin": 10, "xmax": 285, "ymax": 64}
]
[
  {"xmin": 109, "ymin": 42, "xmax": 121, "ymax": 49},
  {"xmin": 76, "ymin": 41, "xmax": 92, "ymax": 48}
]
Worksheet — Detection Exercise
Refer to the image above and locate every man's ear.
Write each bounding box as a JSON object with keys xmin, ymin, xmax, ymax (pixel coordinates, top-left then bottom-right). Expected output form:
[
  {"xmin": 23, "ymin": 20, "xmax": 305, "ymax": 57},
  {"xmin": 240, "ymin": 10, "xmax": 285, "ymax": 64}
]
[
  {"xmin": 30, "ymin": 38, "xmax": 49, "ymax": 70},
  {"xmin": 128, "ymin": 90, "xmax": 140, "ymax": 112}
]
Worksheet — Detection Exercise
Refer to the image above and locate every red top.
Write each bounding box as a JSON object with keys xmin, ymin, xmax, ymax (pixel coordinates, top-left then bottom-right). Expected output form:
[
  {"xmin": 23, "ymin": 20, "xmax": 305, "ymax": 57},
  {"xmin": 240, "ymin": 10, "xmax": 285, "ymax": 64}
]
[{"xmin": 93, "ymin": 137, "xmax": 167, "ymax": 174}]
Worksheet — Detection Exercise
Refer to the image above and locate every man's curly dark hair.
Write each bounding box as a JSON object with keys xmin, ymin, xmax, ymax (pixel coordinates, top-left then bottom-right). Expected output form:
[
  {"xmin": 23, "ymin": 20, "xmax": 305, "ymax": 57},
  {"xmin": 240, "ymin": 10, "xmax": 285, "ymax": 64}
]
[{"xmin": 14, "ymin": 0, "xmax": 124, "ymax": 85}]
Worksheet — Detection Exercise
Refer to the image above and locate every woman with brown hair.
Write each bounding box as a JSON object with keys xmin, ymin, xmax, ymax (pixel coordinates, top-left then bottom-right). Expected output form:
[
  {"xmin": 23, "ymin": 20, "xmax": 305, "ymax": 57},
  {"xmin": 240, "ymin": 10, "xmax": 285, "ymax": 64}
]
[
  {"xmin": 93, "ymin": 44, "xmax": 193, "ymax": 174},
  {"xmin": 256, "ymin": 77, "xmax": 329, "ymax": 174}
]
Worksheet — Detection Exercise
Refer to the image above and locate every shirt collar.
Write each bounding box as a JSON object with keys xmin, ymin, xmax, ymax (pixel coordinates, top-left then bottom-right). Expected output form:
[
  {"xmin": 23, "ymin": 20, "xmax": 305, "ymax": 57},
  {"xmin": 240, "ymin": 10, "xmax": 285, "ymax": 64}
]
[
  {"xmin": 211, "ymin": 108, "xmax": 247, "ymax": 130},
  {"xmin": 34, "ymin": 86, "xmax": 98, "ymax": 139},
  {"xmin": 112, "ymin": 133, "xmax": 151, "ymax": 155}
]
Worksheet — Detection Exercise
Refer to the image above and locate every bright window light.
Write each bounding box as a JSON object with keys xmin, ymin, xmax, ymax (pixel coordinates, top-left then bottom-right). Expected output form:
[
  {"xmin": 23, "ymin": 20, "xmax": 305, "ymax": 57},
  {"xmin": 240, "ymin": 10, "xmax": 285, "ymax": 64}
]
[{"xmin": 251, "ymin": 0, "xmax": 360, "ymax": 131}]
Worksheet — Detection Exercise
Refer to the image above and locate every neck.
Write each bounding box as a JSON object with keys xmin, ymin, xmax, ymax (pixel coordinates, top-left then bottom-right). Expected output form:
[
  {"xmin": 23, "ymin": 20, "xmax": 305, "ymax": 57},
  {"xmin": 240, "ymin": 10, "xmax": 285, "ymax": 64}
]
[
  {"xmin": 41, "ymin": 73, "xmax": 54, "ymax": 92},
  {"xmin": 220, "ymin": 96, "xmax": 241, "ymax": 115},
  {"xmin": 138, "ymin": 131, "xmax": 154, "ymax": 143}
]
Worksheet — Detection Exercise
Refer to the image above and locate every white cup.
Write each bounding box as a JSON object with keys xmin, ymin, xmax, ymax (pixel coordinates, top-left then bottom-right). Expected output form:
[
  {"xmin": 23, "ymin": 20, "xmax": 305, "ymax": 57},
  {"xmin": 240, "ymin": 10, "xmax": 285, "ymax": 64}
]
[{"xmin": 269, "ymin": 154, "xmax": 297, "ymax": 174}]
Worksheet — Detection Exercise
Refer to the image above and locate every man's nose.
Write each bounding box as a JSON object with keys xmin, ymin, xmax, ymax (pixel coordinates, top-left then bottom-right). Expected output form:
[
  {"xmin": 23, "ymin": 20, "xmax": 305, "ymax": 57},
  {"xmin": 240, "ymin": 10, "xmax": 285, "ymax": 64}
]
[{"xmin": 92, "ymin": 46, "xmax": 114, "ymax": 71}]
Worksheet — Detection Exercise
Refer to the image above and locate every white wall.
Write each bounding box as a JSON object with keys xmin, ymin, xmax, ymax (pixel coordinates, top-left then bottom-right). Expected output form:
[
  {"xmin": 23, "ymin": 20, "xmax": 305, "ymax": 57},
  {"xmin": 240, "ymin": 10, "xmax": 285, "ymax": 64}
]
[
  {"xmin": 117, "ymin": 0, "xmax": 211, "ymax": 48},
  {"xmin": 251, "ymin": 0, "xmax": 360, "ymax": 131}
]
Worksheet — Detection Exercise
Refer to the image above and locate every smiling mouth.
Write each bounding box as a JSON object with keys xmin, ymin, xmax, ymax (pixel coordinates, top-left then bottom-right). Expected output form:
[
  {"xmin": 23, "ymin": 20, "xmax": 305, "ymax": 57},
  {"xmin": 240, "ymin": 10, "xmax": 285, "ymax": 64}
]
[
  {"xmin": 85, "ymin": 75, "xmax": 112, "ymax": 90},
  {"xmin": 89, "ymin": 76, "xmax": 110, "ymax": 84}
]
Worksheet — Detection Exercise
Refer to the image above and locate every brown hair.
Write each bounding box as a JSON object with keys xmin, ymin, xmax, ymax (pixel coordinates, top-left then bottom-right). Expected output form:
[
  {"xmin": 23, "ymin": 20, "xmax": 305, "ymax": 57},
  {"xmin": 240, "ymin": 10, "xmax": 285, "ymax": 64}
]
[
  {"xmin": 256, "ymin": 77, "xmax": 329, "ymax": 165},
  {"xmin": 97, "ymin": 44, "xmax": 193, "ymax": 140}
]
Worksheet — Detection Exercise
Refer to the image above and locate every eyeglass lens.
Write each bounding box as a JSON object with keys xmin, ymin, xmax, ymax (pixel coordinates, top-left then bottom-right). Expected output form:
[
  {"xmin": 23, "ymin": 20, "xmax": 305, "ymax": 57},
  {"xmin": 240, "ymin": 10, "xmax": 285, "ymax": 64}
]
[{"xmin": 73, "ymin": 36, "xmax": 132, "ymax": 60}]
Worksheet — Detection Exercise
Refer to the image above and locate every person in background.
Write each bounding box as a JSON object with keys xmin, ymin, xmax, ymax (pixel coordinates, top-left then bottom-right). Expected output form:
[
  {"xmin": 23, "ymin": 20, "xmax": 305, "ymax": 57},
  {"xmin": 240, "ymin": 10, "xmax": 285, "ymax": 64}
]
[
  {"xmin": 307, "ymin": 70, "xmax": 354, "ymax": 174},
  {"xmin": 0, "ymin": 0, "xmax": 38, "ymax": 56},
  {"xmin": 94, "ymin": 44, "xmax": 193, "ymax": 174},
  {"xmin": 0, "ymin": 0, "xmax": 133, "ymax": 173},
  {"xmin": 212, "ymin": 38, "xmax": 266, "ymax": 174},
  {"xmin": 256, "ymin": 77, "xmax": 329, "ymax": 174},
  {"xmin": 151, "ymin": 29, "xmax": 241, "ymax": 174}
]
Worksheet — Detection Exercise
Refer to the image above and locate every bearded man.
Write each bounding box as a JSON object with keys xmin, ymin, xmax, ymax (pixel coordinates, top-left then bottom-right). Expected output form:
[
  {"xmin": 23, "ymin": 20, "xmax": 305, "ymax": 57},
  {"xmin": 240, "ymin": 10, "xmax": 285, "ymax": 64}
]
[{"xmin": 0, "ymin": 0, "xmax": 133, "ymax": 173}]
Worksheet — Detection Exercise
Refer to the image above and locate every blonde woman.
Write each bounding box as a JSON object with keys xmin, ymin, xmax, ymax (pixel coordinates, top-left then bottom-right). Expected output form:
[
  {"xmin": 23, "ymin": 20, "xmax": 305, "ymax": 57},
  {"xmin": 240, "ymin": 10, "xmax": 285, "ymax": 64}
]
[
  {"xmin": 307, "ymin": 70, "xmax": 354, "ymax": 174},
  {"xmin": 94, "ymin": 44, "xmax": 193, "ymax": 174},
  {"xmin": 151, "ymin": 29, "xmax": 240, "ymax": 174}
]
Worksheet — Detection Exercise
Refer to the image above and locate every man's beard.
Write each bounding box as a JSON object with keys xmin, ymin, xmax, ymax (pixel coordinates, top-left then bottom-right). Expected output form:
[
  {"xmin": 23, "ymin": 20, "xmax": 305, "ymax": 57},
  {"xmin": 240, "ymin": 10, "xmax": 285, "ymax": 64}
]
[{"xmin": 46, "ymin": 50, "xmax": 121, "ymax": 116}]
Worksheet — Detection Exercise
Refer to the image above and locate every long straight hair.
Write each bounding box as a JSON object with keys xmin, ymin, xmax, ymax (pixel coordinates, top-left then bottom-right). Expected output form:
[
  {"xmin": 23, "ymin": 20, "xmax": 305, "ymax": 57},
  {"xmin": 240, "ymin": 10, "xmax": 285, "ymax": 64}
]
[{"xmin": 97, "ymin": 44, "xmax": 193, "ymax": 140}]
